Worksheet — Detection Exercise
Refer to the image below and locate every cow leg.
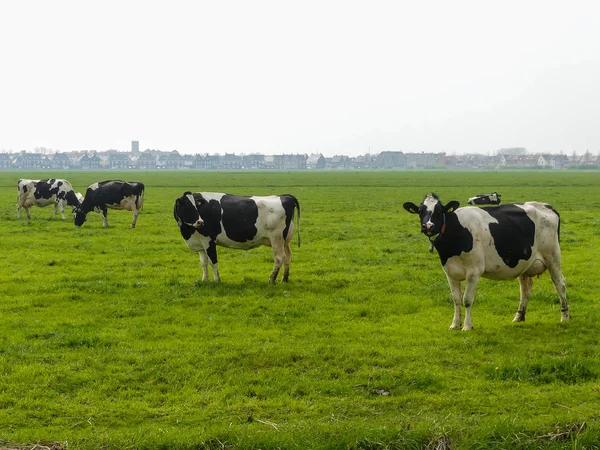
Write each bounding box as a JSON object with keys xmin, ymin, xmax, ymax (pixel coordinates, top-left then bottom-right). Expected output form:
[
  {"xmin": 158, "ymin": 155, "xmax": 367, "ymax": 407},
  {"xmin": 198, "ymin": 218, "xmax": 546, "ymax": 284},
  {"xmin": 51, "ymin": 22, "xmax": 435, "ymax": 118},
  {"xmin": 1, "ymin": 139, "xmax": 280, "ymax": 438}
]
[
  {"xmin": 198, "ymin": 250, "xmax": 210, "ymax": 281},
  {"xmin": 446, "ymin": 275, "xmax": 462, "ymax": 330},
  {"xmin": 52, "ymin": 202, "xmax": 58, "ymax": 219},
  {"xmin": 462, "ymin": 273, "xmax": 480, "ymax": 331},
  {"xmin": 25, "ymin": 206, "xmax": 31, "ymax": 220},
  {"xmin": 58, "ymin": 200, "xmax": 66, "ymax": 220},
  {"xmin": 206, "ymin": 241, "xmax": 220, "ymax": 282},
  {"xmin": 16, "ymin": 204, "xmax": 22, "ymax": 219},
  {"xmin": 281, "ymin": 240, "xmax": 293, "ymax": 282},
  {"xmin": 548, "ymin": 258, "xmax": 570, "ymax": 321},
  {"xmin": 101, "ymin": 208, "xmax": 109, "ymax": 227},
  {"xmin": 514, "ymin": 275, "xmax": 533, "ymax": 322},
  {"xmin": 130, "ymin": 207, "xmax": 139, "ymax": 228},
  {"xmin": 269, "ymin": 238, "xmax": 286, "ymax": 283}
]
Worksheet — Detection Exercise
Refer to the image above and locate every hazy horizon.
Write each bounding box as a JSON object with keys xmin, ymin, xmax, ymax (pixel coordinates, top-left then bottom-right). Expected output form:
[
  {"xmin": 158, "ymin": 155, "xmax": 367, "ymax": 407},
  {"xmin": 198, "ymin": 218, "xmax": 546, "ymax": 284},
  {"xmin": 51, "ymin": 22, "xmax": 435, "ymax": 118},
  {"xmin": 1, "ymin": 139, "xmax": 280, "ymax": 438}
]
[{"xmin": 2, "ymin": 1, "xmax": 599, "ymax": 158}]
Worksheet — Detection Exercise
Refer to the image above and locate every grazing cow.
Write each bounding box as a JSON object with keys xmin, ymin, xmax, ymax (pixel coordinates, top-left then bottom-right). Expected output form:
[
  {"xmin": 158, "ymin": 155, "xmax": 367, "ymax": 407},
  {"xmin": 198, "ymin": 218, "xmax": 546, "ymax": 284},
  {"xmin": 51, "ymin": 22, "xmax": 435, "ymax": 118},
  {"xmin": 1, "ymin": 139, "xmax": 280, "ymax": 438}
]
[
  {"xmin": 17, "ymin": 178, "xmax": 82, "ymax": 219},
  {"xmin": 403, "ymin": 193, "xmax": 569, "ymax": 330},
  {"xmin": 467, "ymin": 192, "xmax": 501, "ymax": 205},
  {"xmin": 74, "ymin": 180, "xmax": 145, "ymax": 228},
  {"xmin": 174, "ymin": 192, "xmax": 300, "ymax": 282}
]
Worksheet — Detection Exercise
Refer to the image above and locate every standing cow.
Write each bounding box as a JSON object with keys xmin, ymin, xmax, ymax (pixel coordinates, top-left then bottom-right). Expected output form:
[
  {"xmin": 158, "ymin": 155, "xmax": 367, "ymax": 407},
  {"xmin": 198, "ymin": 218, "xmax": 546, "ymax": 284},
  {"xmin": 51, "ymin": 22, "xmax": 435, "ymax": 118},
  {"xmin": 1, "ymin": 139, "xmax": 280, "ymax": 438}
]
[
  {"xmin": 74, "ymin": 180, "xmax": 145, "ymax": 228},
  {"xmin": 174, "ymin": 191, "xmax": 300, "ymax": 282},
  {"xmin": 17, "ymin": 178, "xmax": 82, "ymax": 219},
  {"xmin": 403, "ymin": 193, "xmax": 569, "ymax": 330},
  {"xmin": 467, "ymin": 192, "xmax": 501, "ymax": 205}
]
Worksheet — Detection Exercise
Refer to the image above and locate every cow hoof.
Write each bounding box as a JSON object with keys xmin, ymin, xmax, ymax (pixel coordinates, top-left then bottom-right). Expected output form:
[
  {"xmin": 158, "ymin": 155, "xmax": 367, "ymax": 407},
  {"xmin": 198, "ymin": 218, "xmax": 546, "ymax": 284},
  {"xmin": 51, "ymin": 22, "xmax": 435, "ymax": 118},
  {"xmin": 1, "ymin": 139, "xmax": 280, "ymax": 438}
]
[
  {"xmin": 513, "ymin": 313, "xmax": 525, "ymax": 322},
  {"xmin": 449, "ymin": 324, "xmax": 461, "ymax": 330},
  {"xmin": 561, "ymin": 313, "xmax": 571, "ymax": 322},
  {"xmin": 461, "ymin": 325, "xmax": 473, "ymax": 331}
]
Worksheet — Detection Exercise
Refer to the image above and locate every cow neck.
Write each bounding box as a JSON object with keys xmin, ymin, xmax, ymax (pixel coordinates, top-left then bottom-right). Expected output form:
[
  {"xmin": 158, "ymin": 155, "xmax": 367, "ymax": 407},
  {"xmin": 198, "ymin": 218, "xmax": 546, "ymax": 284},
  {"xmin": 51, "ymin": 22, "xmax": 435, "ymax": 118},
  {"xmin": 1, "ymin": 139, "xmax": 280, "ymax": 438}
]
[{"xmin": 428, "ymin": 212, "xmax": 447, "ymax": 252}]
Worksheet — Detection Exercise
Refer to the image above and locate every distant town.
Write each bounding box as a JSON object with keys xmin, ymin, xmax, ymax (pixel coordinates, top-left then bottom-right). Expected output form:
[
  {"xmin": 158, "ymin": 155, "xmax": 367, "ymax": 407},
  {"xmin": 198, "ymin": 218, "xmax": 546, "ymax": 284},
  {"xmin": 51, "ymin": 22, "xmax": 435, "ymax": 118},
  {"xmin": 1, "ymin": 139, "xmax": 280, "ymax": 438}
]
[{"xmin": 1, "ymin": 142, "xmax": 599, "ymax": 170}]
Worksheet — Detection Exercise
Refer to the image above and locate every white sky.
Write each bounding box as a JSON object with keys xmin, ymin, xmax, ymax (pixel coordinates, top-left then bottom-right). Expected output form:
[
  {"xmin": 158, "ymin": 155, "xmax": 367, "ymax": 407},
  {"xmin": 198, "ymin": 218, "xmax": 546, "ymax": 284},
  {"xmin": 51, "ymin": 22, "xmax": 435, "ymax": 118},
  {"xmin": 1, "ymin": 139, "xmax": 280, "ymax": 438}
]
[{"xmin": 1, "ymin": 0, "xmax": 599, "ymax": 157}]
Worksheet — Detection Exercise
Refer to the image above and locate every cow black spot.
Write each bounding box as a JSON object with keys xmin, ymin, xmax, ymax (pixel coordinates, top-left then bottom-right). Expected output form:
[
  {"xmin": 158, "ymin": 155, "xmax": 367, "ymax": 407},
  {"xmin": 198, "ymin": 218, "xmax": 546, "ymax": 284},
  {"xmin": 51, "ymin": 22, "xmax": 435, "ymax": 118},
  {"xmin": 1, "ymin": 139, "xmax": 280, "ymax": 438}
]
[
  {"xmin": 33, "ymin": 180, "xmax": 57, "ymax": 200},
  {"xmin": 198, "ymin": 199, "xmax": 223, "ymax": 240},
  {"xmin": 485, "ymin": 204, "xmax": 535, "ymax": 268},
  {"xmin": 179, "ymin": 223, "xmax": 196, "ymax": 240},
  {"xmin": 207, "ymin": 240, "xmax": 218, "ymax": 264},
  {"xmin": 435, "ymin": 213, "xmax": 474, "ymax": 265},
  {"xmin": 220, "ymin": 195, "xmax": 258, "ymax": 243},
  {"xmin": 280, "ymin": 195, "xmax": 297, "ymax": 241}
]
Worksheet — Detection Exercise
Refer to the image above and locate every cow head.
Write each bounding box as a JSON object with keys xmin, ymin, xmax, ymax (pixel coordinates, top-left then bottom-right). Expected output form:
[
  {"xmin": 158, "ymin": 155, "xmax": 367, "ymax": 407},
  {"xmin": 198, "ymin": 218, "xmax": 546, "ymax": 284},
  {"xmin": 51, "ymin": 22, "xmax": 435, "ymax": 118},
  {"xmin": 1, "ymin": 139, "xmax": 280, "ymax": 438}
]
[
  {"xmin": 403, "ymin": 193, "xmax": 459, "ymax": 237},
  {"xmin": 73, "ymin": 207, "xmax": 87, "ymax": 227},
  {"xmin": 174, "ymin": 192, "xmax": 206, "ymax": 229}
]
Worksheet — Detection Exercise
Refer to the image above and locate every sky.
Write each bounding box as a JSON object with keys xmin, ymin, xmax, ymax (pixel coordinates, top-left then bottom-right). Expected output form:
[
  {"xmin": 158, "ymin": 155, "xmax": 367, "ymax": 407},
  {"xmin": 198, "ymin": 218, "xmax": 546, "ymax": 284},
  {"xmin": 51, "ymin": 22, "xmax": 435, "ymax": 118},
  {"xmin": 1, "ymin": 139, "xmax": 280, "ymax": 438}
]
[{"xmin": 1, "ymin": 1, "xmax": 599, "ymax": 157}]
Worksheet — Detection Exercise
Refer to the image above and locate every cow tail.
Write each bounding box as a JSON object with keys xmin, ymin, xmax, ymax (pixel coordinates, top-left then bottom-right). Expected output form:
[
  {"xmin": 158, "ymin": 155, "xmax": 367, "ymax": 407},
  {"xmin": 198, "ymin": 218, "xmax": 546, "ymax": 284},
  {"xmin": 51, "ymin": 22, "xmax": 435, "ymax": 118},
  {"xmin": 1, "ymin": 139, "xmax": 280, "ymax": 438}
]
[
  {"xmin": 293, "ymin": 195, "xmax": 301, "ymax": 247},
  {"xmin": 137, "ymin": 186, "xmax": 145, "ymax": 211},
  {"xmin": 547, "ymin": 205, "xmax": 561, "ymax": 242},
  {"xmin": 554, "ymin": 208, "xmax": 561, "ymax": 242}
]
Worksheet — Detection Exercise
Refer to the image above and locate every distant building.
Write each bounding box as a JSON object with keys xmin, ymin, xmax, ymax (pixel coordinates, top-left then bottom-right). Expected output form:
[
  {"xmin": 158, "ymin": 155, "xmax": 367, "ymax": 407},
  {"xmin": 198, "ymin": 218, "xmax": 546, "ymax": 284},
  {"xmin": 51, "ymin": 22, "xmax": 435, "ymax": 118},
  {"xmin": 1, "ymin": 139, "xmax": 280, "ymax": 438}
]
[
  {"xmin": 166, "ymin": 150, "xmax": 183, "ymax": 169},
  {"xmin": 74, "ymin": 152, "xmax": 101, "ymax": 170},
  {"xmin": 307, "ymin": 153, "xmax": 326, "ymax": 169},
  {"xmin": 109, "ymin": 152, "xmax": 130, "ymax": 169},
  {"xmin": 137, "ymin": 151, "xmax": 157, "ymax": 169},
  {"xmin": 352, "ymin": 154, "xmax": 374, "ymax": 169},
  {"xmin": 373, "ymin": 151, "xmax": 406, "ymax": 168},
  {"xmin": 221, "ymin": 153, "xmax": 243, "ymax": 170},
  {"xmin": 273, "ymin": 154, "xmax": 307, "ymax": 170},
  {"xmin": 132, "ymin": 141, "xmax": 139, "ymax": 153},
  {"xmin": 49, "ymin": 152, "xmax": 71, "ymax": 169},
  {"xmin": 0, "ymin": 153, "xmax": 12, "ymax": 169},
  {"xmin": 243, "ymin": 154, "xmax": 266, "ymax": 170},
  {"xmin": 182, "ymin": 154, "xmax": 195, "ymax": 169},
  {"xmin": 326, "ymin": 155, "xmax": 352, "ymax": 169},
  {"xmin": 405, "ymin": 152, "xmax": 445, "ymax": 168},
  {"xmin": 0, "ymin": 148, "xmax": 591, "ymax": 171},
  {"xmin": 200, "ymin": 154, "xmax": 221, "ymax": 170}
]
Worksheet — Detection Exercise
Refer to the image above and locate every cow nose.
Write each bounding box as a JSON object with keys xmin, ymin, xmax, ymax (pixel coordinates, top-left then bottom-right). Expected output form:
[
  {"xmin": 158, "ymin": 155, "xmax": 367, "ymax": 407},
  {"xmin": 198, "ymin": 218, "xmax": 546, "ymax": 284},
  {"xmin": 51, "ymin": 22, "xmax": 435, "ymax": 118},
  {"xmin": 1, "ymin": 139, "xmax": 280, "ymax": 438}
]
[
  {"xmin": 193, "ymin": 219, "xmax": 204, "ymax": 228},
  {"xmin": 422, "ymin": 223, "xmax": 432, "ymax": 232}
]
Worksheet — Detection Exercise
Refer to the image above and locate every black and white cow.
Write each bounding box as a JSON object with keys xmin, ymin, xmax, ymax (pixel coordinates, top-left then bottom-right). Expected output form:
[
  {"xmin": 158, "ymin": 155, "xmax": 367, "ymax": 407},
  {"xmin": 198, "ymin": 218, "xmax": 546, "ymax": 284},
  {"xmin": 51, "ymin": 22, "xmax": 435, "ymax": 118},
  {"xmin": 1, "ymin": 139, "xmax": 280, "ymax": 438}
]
[
  {"xmin": 17, "ymin": 178, "xmax": 82, "ymax": 219},
  {"xmin": 74, "ymin": 180, "xmax": 145, "ymax": 228},
  {"xmin": 174, "ymin": 192, "xmax": 300, "ymax": 282},
  {"xmin": 403, "ymin": 193, "xmax": 569, "ymax": 330},
  {"xmin": 467, "ymin": 192, "xmax": 501, "ymax": 205}
]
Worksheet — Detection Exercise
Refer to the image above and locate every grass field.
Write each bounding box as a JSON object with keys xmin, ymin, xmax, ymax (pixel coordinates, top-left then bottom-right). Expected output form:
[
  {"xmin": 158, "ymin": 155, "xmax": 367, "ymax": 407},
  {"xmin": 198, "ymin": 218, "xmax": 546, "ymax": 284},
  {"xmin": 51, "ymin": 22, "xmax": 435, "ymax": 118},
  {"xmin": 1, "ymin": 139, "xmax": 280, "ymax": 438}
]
[{"xmin": 1, "ymin": 170, "xmax": 599, "ymax": 449}]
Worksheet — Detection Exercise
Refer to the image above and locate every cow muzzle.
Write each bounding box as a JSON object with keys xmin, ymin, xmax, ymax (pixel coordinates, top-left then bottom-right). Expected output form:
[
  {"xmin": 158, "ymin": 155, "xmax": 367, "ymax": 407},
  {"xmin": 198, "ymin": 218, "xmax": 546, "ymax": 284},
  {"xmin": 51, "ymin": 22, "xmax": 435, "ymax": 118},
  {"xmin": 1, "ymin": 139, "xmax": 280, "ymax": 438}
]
[
  {"xmin": 421, "ymin": 222, "xmax": 434, "ymax": 235},
  {"xmin": 192, "ymin": 219, "xmax": 204, "ymax": 228}
]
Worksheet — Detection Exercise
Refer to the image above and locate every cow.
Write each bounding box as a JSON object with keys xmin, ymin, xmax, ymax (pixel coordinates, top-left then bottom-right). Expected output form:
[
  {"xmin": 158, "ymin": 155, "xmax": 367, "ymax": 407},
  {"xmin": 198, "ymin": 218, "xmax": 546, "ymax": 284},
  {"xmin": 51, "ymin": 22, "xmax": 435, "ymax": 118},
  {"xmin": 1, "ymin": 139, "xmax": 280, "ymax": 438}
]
[
  {"xmin": 173, "ymin": 192, "xmax": 301, "ymax": 283},
  {"xmin": 403, "ymin": 193, "xmax": 569, "ymax": 331},
  {"xmin": 74, "ymin": 180, "xmax": 145, "ymax": 228},
  {"xmin": 17, "ymin": 178, "xmax": 82, "ymax": 220},
  {"xmin": 467, "ymin": 192, "xmax": 501, "ymax": 205}
]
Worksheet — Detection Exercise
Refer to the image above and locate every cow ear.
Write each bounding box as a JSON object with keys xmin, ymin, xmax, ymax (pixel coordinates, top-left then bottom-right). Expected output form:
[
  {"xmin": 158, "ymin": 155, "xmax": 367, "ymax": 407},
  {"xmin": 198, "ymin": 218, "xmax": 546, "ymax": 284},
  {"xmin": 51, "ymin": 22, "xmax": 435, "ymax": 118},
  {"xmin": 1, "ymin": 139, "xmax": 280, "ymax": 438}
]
[
  {"xmin": 403, "ymin": 202, "xmax": 419, "ymax": 214},
  {"xmin": 444, "ymin": 201, "xmax": 460, "ymax": 213}
]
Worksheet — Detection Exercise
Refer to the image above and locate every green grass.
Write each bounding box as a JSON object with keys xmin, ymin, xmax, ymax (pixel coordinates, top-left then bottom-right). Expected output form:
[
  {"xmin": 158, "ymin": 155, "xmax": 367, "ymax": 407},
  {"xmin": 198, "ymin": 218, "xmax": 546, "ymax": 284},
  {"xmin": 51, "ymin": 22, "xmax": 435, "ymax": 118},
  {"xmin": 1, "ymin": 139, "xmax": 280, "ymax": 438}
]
[{"xmin": 1, "ymin": 170, "xmax": 599, "ymax": 449}]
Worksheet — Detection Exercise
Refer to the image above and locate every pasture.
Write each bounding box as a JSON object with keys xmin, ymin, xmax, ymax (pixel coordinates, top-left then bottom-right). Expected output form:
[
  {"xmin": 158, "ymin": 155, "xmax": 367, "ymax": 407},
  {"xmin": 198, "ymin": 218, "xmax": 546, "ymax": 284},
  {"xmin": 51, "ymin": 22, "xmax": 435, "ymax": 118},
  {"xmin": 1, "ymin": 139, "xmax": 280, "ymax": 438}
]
[{"xmin": 0, "ymin": 170, "xmax": 599, "ymax": 449}]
